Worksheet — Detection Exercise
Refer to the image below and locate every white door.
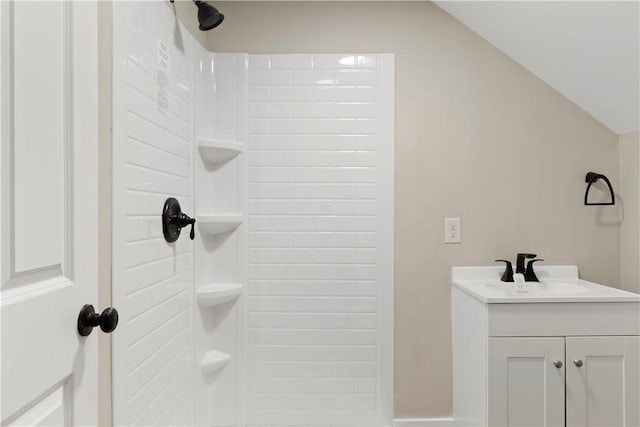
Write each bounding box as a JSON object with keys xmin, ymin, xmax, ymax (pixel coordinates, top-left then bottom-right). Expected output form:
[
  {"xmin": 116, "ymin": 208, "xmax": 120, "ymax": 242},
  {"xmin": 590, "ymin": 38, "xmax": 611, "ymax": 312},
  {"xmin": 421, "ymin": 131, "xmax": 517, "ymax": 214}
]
[
  {"xmin": 0, "ymin": 1, "xmax": 100, "ymax": 425},
  {"xmin": 488, "ymin": 337, "xmax": 565, "ymax": 427},
  {"xmin": 566, "ymin": 336, "xmax": 640, "ymax": 427}
]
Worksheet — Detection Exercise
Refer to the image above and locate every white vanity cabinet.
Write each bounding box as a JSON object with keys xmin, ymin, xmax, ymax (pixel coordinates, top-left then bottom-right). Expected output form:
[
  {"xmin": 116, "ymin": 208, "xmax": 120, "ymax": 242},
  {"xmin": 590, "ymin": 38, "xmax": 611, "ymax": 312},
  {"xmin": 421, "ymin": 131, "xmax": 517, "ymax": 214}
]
[
  {"xmin": 487, "ymin": 336, "xmax": 639, "ymax": 427},
  {"xmin": 565, "ymin": 336, "xmax": 640, "ymax": 427},
  {"xmin": 487, "ymin": 337, "xmax": 565, "ymax": 426},
  {"xmin": 451, "ymin": 266, "xmax": 640, "ymax": 427}
]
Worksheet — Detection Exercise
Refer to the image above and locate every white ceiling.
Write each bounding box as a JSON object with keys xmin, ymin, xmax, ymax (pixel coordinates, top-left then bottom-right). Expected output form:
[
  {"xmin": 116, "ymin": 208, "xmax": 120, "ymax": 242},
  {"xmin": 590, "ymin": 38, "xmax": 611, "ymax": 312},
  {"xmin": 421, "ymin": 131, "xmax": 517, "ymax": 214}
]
[{"xmin": 435, "ymin": 1, "xmax": 640, "ymax": 135}]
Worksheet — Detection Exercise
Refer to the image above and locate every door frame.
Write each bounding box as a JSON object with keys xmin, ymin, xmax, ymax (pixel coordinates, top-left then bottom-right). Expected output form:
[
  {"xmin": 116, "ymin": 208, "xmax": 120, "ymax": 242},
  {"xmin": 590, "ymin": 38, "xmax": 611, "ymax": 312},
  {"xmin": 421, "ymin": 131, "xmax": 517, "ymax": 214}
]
[{"xmin": 97, "ymin": 1, "xmax": 114, "ymax": 426}]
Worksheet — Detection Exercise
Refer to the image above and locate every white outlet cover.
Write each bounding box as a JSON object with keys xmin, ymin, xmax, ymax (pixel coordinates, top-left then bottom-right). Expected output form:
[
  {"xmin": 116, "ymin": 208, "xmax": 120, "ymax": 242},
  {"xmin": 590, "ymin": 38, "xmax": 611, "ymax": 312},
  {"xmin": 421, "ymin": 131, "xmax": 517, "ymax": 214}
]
[{"xmin": 445, "ymin": 217, "xmax": 461, "ymax": 244}]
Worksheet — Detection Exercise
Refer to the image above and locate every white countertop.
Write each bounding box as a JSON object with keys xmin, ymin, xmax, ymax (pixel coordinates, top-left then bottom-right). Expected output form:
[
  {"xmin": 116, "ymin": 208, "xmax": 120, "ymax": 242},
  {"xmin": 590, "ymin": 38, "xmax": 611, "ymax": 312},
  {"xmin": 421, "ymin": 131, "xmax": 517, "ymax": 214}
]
[{"xmin": 452, "ymin": 266, "xmax": 640, "ymax": 303}]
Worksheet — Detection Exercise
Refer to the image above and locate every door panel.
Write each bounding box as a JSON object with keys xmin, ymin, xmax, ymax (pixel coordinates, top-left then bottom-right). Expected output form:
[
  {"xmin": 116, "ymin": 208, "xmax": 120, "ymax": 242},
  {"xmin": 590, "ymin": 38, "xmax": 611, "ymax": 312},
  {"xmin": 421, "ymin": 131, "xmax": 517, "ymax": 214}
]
[
  {"xmin": 12, "ymin": 1, "xmax": 65, "ymax": 273},
  {"xmin": 566, "ymin": 336, "xmax": 640, "ymax": 427},
  {"xmin": 0, "ymin": 1, "xmax": 98, "ymax": 425},
  {"xmin": 488, "ymin": 337, "xmax": 565, "ymax": 427},
  {"xmin": 4, "ymin": 381, "xmax": 69, "ymax": 427}
]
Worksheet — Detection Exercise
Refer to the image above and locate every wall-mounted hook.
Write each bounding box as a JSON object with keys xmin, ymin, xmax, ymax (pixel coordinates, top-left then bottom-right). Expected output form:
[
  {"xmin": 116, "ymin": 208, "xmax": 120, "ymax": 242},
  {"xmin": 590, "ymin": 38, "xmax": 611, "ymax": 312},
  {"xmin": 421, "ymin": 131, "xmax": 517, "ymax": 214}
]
[
  {"xmin": 162, "ymin": 197, "xmax": 196, "ymax": 242},
  {"xmin": 584, "ymin": 172, "xmax": 615, "ymax": 206}
]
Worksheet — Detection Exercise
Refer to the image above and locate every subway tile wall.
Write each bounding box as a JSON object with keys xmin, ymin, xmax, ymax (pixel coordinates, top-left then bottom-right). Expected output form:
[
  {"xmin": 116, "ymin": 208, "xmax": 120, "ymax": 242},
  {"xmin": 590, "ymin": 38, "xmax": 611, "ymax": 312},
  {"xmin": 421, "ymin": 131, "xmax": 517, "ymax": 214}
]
[
  {"xmin": 112, "ymin": 2, "xmax": 202, "ymax": 425},
  {"xmin": 112, "ymin": 17, "xmax": 393, "ymax": 423},
  {"xmin": 247, "ymin": 54, "xmax": 394, "ymax": 426}
]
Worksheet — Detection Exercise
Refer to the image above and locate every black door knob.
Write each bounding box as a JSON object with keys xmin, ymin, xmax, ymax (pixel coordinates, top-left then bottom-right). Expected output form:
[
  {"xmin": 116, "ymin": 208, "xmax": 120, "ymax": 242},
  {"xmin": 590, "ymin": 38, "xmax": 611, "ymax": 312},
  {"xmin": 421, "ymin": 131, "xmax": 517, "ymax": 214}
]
[{"xmin": 77, "ymin": 304, "xmax": 119, "ymax": 337}]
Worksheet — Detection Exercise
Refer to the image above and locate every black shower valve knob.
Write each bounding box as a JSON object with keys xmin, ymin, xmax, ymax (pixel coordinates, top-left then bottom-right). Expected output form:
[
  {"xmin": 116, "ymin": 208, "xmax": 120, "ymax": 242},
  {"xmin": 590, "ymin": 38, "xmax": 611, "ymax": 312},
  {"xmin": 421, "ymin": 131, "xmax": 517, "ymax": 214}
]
[{"xmin": 162, "ymin": 198, "xmax": 196, "ymax": 242}]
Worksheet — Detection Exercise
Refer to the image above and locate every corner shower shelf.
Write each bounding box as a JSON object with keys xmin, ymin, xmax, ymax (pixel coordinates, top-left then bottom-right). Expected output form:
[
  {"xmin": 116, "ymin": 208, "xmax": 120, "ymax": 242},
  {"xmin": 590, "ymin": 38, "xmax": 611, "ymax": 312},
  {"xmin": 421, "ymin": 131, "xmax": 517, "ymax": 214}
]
[
  {"xmin": 197, "ymin": 213, "xmax": 243, "ymax": 235},
  {"xmin": 196, "ymin": 283, "xmax": 243, "ymax": 307},
  {"xmin": 197, "ymin": 138, "xmax": 243, "ymax": 165},
  {"xmin": 200, "ymin": 350, "xmax": 231, "ymax": 375}
]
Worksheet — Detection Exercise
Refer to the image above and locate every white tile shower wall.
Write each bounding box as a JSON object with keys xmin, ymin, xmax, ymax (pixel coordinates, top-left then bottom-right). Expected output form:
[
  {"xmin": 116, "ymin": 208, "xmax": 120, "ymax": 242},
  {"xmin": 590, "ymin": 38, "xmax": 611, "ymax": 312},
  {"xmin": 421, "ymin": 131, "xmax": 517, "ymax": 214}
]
[
  {"xmin": 112, "ymin": 2, "xmax": 205, "ymax": 425},
  {"xmin": 193, "ymin": 52, "xmax": 248, "ymax": 427},
  {"xmin": 247, "ymin": 54, "xmax": 394, "ymax": 426}
]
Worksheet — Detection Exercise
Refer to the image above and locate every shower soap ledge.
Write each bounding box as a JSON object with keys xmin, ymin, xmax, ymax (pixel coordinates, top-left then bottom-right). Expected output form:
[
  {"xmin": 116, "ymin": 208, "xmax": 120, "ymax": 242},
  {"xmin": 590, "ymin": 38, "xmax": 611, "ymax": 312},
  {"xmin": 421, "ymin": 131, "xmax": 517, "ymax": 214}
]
[
  {"xmin": 197, "ymin": 213, "xmax": 243, "ymax": 235},
  {"xmin": 200, "ymin": 350, "xmax": 231, "ymax": 375},
  {"xmin": 197, "ymin": 138, "xmax": 243, "ymax": 165},
  {"xmin": 197, "ymin": 283, "xmax": 243, "ymax": 307}
]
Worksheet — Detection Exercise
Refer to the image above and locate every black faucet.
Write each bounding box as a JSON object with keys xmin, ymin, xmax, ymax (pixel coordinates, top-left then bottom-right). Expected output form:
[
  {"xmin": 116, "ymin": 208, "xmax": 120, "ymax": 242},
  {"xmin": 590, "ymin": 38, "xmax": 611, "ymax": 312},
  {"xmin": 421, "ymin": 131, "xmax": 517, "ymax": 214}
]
[
  {"xmin": 516, "ymin": 253, "xmax": 537, "ymax": 275},
  {"xmin": 496, "ymin": 253, "xmax": 543, "ymax": 282}
]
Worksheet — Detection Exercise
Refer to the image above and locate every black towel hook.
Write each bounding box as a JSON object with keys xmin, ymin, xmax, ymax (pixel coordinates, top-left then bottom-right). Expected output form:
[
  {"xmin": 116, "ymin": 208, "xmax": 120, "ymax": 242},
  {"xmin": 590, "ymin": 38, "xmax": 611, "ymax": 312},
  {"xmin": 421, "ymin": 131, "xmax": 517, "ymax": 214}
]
[{"xmin": 584, "ymin": 172, "xmax": 615, "ymax": 206}]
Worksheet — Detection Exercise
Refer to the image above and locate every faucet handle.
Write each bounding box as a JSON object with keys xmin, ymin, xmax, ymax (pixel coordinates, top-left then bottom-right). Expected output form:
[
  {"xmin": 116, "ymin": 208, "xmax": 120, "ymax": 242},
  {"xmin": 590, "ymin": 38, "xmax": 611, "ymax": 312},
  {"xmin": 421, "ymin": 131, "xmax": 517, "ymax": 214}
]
[
  {"xmin": 495, "ymin": 260, "xmax": 514, "ymax": 282},
  {"xmin": 525, "ymin": 259, "xmax": 544, "ymax": 282}
]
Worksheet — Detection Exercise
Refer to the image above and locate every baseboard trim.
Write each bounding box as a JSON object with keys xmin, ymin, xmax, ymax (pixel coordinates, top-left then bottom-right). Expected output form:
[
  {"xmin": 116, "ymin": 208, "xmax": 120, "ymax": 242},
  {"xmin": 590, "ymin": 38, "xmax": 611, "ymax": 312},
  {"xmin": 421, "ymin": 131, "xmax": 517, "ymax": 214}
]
[{"xmin": 393, "ymin": 418, "xmax": 455, "ymax": 427}]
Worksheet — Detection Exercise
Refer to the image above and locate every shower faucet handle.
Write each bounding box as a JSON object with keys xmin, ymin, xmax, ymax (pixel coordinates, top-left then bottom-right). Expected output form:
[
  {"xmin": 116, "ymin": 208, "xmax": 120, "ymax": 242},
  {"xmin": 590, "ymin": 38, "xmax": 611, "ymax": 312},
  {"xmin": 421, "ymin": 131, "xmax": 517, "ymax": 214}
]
[
  {"xmin": 169, "ymin": 212, "xmax": 195, "ymax": 227},
  {"xmin": 162, "ymin": 198, "xmax": 196, "ymax": 242},
  {"xmin": 169, "ymin": 212, "xmax": 196, "ymax": 240}
]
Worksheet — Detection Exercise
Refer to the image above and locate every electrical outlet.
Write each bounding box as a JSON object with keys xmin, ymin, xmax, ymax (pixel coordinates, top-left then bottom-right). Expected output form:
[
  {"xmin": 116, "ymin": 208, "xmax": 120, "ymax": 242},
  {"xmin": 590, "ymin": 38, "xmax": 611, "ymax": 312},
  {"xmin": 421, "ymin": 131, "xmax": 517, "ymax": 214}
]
[{"xmin": 444, "ymin": 217, "xmax": 461, "ymax": 244}]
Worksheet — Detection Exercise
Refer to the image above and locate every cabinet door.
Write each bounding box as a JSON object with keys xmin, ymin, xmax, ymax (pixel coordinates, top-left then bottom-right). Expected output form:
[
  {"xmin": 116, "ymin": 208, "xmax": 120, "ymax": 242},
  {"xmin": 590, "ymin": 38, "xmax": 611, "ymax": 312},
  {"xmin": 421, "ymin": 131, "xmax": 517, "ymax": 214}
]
[
  {"xmin": 488, "ymin": 337, "xmax": 565, "ymax": 427},
  {"xmin": 566, "ymin": 336, "xmax": 640, "ymax": 427}
]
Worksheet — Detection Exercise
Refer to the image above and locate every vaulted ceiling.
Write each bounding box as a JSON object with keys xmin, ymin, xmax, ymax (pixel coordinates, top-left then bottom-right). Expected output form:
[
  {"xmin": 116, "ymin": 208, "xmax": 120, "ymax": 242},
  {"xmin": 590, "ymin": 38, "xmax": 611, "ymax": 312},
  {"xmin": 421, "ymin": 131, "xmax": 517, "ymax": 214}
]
[{"xmin": 435, "ymin": 1, "xmax": 640, "ymax": 135}]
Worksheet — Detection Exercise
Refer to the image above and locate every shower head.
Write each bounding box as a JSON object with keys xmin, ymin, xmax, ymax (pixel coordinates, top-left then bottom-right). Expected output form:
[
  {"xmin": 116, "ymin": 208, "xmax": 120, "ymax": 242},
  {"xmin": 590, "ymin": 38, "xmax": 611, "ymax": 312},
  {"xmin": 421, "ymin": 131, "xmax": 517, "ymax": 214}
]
[
  {"xmin": 170, "ymin": 0, "xmax": 224, "ymax": 31},
  {"xmin": 194, "ymin": 1, "xmax": 224, "ymax": 31}
]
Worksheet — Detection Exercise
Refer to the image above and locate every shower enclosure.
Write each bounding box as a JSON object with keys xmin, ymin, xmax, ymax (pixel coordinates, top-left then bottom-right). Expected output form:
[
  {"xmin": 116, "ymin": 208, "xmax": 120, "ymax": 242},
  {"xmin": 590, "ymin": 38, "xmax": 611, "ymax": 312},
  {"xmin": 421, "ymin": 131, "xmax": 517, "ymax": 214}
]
[{"xmin": 111, "ymin": 2, "xmax": 394, "ymax": 425}]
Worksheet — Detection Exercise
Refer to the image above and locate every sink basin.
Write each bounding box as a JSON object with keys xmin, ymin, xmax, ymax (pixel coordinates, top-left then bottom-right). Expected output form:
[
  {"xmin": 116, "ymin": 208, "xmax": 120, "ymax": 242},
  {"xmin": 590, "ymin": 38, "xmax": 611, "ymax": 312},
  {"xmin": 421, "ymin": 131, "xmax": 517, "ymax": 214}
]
[
  {"xmin": 452, "ymin": 265, "xmax": 640, "ymax": 303},
  {"xmin": 486, "ymin": 280, "xmax": 590, "ymax": 296}
]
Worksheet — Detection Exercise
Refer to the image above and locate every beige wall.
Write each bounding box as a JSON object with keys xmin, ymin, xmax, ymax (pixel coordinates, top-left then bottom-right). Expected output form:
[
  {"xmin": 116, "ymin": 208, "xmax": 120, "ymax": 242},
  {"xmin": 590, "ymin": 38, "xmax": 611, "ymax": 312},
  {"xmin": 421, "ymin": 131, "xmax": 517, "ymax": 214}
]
[
  {"xmin": 620, "ymin": 131, "xmax": 640, "ymax": 293},
  {"xmin": 97, "ymin": 2, "xmax": 204, "ymax": 425},
  {"xmin": 207, "ymin": 2, "xmax": 621, "ymax": 418}
]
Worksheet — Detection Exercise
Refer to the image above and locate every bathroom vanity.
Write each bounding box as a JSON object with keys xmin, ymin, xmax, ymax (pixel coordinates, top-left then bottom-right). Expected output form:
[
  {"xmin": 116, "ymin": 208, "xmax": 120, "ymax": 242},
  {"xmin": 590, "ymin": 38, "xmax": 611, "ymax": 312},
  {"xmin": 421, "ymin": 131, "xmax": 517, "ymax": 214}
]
[{"xmin": 452, "ymin": 266, "xmax": 640, "ymax": 426}]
